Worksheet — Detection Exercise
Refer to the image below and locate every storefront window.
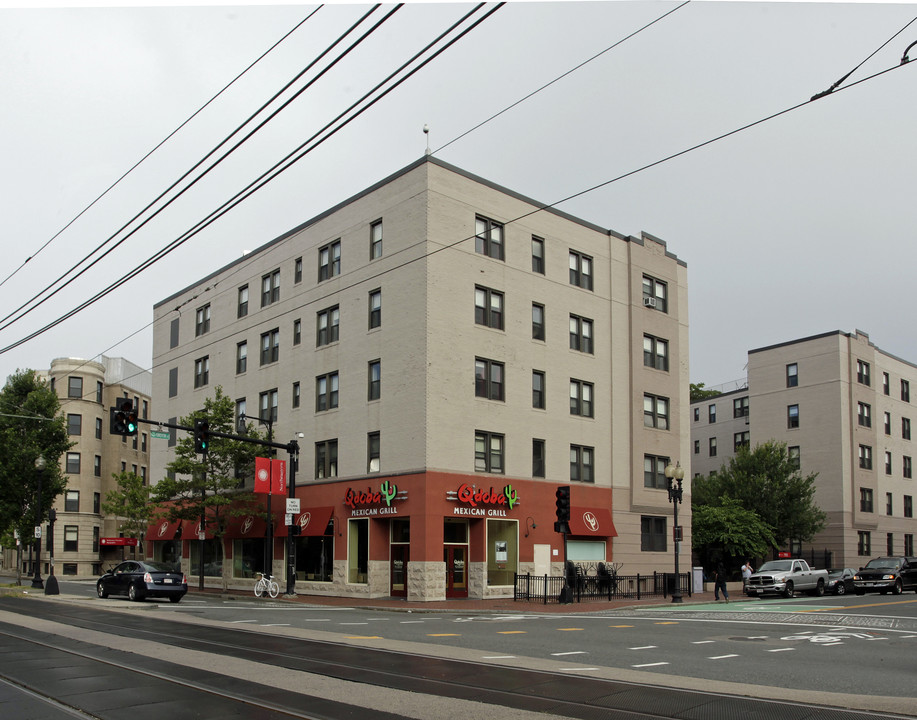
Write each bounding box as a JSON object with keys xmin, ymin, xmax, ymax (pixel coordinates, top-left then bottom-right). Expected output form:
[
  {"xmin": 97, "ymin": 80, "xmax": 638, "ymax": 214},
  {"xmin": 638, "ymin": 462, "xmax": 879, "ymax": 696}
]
[
  {"xmin": 486, "ymin": 519, "xmax": 517, "ymax": 586},
  {"xmin": 391, "ymin": 518, "xmax": 410, "ymax": 543},
  {"xmin": 153, "ymin": 540, "xmax": 181, "ymax": 571},
  {"xmin": 233, "ymin": 538, "xmax": 265, "ymax": 578},
  {"xmin": 567, "ymin": 540, "xmax": 606, "ymax": 566},
  {"xmin": 190, "ymin": 539, "xmax": 223, "ymax": 577},
  {"xmin": 444, "ymin": 519, "xmax": 468, "ymax": 544},
  {"xmin": 295, "ymin": 536, "xmax": 333, "ymax": 582},
  {"xmin": 348, "ymin": 519, "xmax": 368, "ymax": 584}
]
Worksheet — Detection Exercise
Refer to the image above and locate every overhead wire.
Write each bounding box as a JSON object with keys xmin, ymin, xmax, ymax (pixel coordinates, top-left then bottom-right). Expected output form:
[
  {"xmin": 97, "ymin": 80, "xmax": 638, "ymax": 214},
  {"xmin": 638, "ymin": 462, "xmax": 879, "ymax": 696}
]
[
  {"xmin": 0, "ymin": 3, "xmax": 388, "ymax": 334},
  {"xmin": 0, "ymin": 5, "xmax": 323, "ymax": 292}
]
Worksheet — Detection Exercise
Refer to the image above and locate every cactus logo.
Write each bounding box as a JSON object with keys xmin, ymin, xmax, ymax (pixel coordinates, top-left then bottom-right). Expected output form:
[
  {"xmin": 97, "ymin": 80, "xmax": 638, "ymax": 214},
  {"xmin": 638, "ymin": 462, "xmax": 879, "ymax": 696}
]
[
  {"xmin": 157, "ymin": 521, "xmax": 169, "ymax": 538},
  {"xmin": 241, "ymin": 516, "xmax": 255, "ymax": 535},
  {"xmin": 583, "ymin": 511, "xmax": 599, "ymax": 532}
]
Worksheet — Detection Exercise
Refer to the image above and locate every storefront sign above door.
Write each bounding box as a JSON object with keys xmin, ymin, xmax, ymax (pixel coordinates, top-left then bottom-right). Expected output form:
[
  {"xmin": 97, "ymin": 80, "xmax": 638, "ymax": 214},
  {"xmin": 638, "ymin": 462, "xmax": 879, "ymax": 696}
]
[
  {"xmin": 344, "ymin": 480, "xmax": 407, "ymax": 516},
  {"xmin": 447, "ymin": 483, "xmax": 520, "ymax": 517}
]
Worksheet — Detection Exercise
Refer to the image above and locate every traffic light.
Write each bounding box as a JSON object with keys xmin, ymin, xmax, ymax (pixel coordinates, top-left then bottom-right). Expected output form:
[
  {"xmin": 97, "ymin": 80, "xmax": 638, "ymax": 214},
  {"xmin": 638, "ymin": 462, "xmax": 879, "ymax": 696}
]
[
  {"xmin": 193, "ymin": 419, "xmax": 209, "ymax": 454},
  {"xmin": 555, "ymin": 485, "xmax": 571, "ymax": 527},
  {"xmin": 109, "ymin": 399, "xmax": 137, "ymax": 436}
]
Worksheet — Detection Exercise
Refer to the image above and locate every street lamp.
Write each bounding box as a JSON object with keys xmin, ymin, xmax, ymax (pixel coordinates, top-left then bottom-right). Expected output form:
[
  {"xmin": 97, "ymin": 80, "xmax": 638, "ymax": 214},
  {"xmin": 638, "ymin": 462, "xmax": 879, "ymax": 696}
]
[
  {"xmin": 31, "ymin": 455, "xmax": 46, "ymax": 589},
  {"xmin": 664, "ymin": 460, "xmax": 685, "ymax": 603}
]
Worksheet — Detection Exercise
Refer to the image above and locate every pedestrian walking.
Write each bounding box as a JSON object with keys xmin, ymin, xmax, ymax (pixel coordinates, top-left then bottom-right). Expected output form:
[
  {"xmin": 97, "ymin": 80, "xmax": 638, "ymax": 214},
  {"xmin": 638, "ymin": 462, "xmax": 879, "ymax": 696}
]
[
  {"xmin": 714, "ymin": 561, "xmax": 730, "ymax": 602},
  {"xmin": 742, "ymin": 560, "xmax": 754, "ymax": 590}
]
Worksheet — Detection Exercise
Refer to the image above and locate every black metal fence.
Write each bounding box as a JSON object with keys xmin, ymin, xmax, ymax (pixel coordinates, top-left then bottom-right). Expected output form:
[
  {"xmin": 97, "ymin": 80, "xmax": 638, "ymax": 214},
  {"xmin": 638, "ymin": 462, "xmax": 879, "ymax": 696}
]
[{"xmin": 514, "ymin": 565, "xmax": 691, "ymax": 604}]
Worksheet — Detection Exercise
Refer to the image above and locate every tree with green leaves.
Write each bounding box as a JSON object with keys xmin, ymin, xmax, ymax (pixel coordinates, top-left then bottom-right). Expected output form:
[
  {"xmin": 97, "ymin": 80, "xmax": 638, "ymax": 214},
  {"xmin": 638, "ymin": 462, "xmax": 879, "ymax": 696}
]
[
  {"xmin": 151, "ymin": 386, "xmax": 264, "ymax": 589},
  {"xmin": 102, "ymin": 470, "xmax": 155, "ymax": 552},
  {"xmin": 0, "ymin": 370, "xmax": 72, "ymax": 582},
  {"xmin": 690, "ymin": 382, "xmax": 722, "ymax": 403},
  {"xmin": 694, "ymin": 440, "xmax": 827, "ymax": 557},
  {"xmin": 692, "ymin": 497, "xmax": 776, "ymax": 572}
]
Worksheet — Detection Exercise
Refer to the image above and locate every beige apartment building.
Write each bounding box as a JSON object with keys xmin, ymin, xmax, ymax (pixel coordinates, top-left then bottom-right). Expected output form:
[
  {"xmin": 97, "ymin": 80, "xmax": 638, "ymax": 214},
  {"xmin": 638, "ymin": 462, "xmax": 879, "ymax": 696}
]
[
  {"xmin": 150, "ymin": 156, "xmax": 689, "ymax": 601},
  {"xmin": 691, "ymin": 330, "xmax": 917, "ymax": 569},
  {"xmin": 7, "ymin": 357, "xmax": 152, "ymax": 578}
]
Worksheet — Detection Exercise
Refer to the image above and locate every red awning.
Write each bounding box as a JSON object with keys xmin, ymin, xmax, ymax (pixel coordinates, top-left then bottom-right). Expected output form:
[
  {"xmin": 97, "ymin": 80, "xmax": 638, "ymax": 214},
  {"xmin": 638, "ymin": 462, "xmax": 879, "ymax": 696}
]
[
  {"xmin": 276, "ymin": 506, "xmax": 335, "ymax": 537},
  {"xmin": 145, "ymin": 519, "xmax": 181, "ymax": 541},
  {"xmin": 568, "ymin": 507, "xmax": 617, "ymax": 537},
  {"xmin": 224, "ymin": 514, "xmax": 267, "ymax": 539},
  {"xmin": 181, "ymin": 519, "xmax": 216, "ymax": 540}
]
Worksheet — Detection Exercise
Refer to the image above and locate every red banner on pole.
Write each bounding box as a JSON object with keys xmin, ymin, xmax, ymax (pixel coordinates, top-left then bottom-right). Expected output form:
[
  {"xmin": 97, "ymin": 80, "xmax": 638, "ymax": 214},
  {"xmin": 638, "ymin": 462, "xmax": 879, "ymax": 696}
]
[
  {"xmin": 255, "ymin": 457, "xmax": 286, "ymax": 494},
  {"xmin": 272, "ymin": 459, "xmax": 286, "ymax": 494}
]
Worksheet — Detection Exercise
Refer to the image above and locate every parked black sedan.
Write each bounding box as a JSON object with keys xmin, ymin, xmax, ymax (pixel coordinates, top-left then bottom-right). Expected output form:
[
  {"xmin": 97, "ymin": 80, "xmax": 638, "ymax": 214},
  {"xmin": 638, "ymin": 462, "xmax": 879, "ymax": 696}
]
[
  {"xmin": 97, "ymin": 561, "xmax": 187, "ymax": 603},
  {"xmin": 826, "ymin": 568, "xmax": 856, "ymax": 595}
]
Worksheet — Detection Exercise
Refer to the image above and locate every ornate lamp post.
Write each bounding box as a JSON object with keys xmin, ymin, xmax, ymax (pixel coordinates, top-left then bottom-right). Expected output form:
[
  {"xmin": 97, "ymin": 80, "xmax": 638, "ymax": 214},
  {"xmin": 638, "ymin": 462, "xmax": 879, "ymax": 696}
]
[
  {"xmin": 31, "ymin": 455, "xmax": 46, "ymax": 589},
  {"xmin": 664, "ymin": 461, "xmax": 685, "ymax": 603}
]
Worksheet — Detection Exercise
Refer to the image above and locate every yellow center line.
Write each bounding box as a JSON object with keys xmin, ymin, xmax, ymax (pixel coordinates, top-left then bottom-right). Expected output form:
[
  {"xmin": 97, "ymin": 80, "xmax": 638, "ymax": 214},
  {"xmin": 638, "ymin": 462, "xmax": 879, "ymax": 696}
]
[
  {"xmin": 558, "ymin": 628, "xmax": 583, "ymax": 632},
  {"xmin": 655, "ymin": 621, "xmax": 679, "ymax": 625},
  {"xmin": 497, "ymin": 630, "xmax": 527, "ymax": 634},
  {"xmin": 427, "ymin": 633, "xmax": 461, "ymax": 637},
  {"xmin": 610, "ymin": 625, "xmax": 634, "ymax": 628},
  {"xmin": 800, "ymin": 598, "xmax": 917, "ymax": 612}
]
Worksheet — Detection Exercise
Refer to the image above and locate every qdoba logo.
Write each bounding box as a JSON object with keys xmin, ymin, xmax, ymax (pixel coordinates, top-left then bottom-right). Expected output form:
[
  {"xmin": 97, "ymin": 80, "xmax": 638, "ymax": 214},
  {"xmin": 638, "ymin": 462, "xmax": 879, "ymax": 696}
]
[
  {"xmin": 583, "ymin": 511, "xmax": 599, "ymax": 532},
  {"xmin": 299, "ymin": 512, "xmax": 312, "ymax": 530},
  {"xmin": 157, "ymin": 521, "xmax": 169, "ymax": 538}
]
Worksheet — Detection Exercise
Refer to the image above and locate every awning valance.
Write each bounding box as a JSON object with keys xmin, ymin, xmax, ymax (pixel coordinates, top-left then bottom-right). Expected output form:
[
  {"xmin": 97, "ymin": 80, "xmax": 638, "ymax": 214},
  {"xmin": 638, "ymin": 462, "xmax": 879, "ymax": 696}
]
[
  {"xmin": 145, "ymin": 519, "xmax": 181, "ymax": 541},
  {"xmin": 276, "ymin": 506, "xmax": 335, "ymax": 537},
  {"xmin": 567, "ymin": 507, "xmax": 617, "ymax": 537}
]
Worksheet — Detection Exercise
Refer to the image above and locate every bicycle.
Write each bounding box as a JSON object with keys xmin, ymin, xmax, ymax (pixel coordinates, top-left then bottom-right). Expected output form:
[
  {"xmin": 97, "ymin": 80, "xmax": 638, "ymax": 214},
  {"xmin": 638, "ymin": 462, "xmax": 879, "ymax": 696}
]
[{"xmin": 253, "ymin": 572, "xmax": 280, "ymax": 599}]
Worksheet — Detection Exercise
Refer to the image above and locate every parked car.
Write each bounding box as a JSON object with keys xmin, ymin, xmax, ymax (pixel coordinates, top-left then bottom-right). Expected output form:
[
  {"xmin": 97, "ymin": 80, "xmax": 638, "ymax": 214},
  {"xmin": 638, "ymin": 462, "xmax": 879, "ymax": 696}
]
[
  {"xmin": 853, "ymin": 557, "xmax": 917, "ymax": 595},
  {"xmin": 97, "ymin": 560, "xmax": 188, "ymax": 603},
  {"xmin": 826, "ymin": 568, "xmax": 856, "ymax": 595},
  {"xmin": 744, "ymin": 559, "xmax": 828, "ymax": 598}
]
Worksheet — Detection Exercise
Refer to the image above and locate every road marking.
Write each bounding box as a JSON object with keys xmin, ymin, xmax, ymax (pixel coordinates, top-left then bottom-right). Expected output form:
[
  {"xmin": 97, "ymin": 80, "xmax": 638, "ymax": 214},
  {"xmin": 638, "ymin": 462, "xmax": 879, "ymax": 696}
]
[
  {"xmin": 609, "ymin": 624, "xmax": 634, "ymax": 628},
  {"xmin": 655, "ymin": 621, "xmax": 679, "ymax": 625},
  {"xmin": 692, "ymin": 640, "xmax": 715, "ymax": 644},
  {"xmin": 767, "ymin": 648, "xmax": 794, "ymax": 652},
  {"xmin": 841, "ymin": 598, "xmax": 917, "ymax": 610},
  {"xmin": 482, "ymin": 655, "xmax": 516, "ymax": 659},
  {"xmin": 865, "ymin": 637, "xmax": 889, "ymax": 641},
  {"xmin": 345, "ymin": 636, "xmax": 383, "ymax": 640},
  {"xmin": 558, "ymin": 628, "xmax": 583, "ymax": 632},
  {"xmin": 632, "ymin": 662, "xmax": 669, "ymax": 668},
  {"xmin": 261, "ymin": 623, "xmax": 290, "ymax": 627},
  {"xmin": 339, "ymin": 622, "xmax": 369, "ymax": 625},
  {"xmin": 630, "ymin": 645, "xmax": 657, "ymax": 650},
  {"xmin": 551, "ymin": 651, "xmax": 587, "ymax": 656},
  {"xmin": 303, "ymin": 619, "xmax": 331, "ymax": 622},
  {"xmin": 427, "ymin": 633, "xmax": 460, "ymax": 637},
  {"xmin": 498, "ymin": 630, "xmax": 526, "ymax": 634},
  {"xmin": 560, "ymin": 667, "xmax": 600, "ymax": 672},
  {"xmin": 229, "ymin": 619, "xmax": 257, "ymax": 623},
  {"xmin": 400, "ymin": 620, "xmax": 425, "ymax": 624},
  {"xmin": 709, "ymin": 654, "xmax": 739, "ymax": 660}
]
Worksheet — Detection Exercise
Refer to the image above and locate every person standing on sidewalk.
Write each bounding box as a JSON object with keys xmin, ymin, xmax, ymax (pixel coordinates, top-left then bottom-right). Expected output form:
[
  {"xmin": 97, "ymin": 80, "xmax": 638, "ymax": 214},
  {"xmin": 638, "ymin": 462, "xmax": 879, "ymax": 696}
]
[
  {"xmin": 742, "ymin": 560, "xmax": 754, "ymax": 591},
  {"xmin": 714, "ymin": 561, "xmax": 729, "ymax": 602}
]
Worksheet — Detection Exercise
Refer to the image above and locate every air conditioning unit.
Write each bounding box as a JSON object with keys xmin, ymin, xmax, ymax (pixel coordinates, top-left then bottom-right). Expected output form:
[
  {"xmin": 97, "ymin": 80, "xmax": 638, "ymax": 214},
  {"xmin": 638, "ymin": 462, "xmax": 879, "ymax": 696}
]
[{"xmin": 643, "ymin": 297, "xmax": 657, "ymax": 308}]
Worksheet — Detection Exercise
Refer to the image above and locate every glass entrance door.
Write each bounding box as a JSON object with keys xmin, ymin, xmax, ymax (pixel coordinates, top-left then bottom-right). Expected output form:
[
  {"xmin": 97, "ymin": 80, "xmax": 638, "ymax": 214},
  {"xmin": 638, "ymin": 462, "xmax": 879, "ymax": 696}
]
[
  {"xmin": 391, "ymin": 545, "xmax": 409, "ymax": 597},
  {"xmin": 444, "ymin": 545, "xmax": 468, "ymax": 597}
]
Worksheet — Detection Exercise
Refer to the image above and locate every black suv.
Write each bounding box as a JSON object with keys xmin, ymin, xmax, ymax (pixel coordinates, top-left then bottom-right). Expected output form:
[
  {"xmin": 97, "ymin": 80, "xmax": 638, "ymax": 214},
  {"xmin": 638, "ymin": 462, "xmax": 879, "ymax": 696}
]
[{"xmin": 853, "ymin": 556, "xmax": 917, "ymax": 595}]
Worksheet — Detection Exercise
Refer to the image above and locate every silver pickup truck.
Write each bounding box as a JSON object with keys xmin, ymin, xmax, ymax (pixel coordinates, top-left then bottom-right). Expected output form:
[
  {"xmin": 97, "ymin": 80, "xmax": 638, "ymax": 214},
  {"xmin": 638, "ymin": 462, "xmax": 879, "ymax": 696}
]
[{"xmin": 744, "ymin": 559, "xmax": 828, "ymax": 598}]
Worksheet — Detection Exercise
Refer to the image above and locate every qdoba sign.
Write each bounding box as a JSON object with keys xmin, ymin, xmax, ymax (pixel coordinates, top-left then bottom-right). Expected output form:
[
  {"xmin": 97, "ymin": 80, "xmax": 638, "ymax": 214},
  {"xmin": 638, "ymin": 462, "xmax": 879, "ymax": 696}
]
[{"xmin": 447, "ymin": 483, "xmax": 519, "ymax": 517}]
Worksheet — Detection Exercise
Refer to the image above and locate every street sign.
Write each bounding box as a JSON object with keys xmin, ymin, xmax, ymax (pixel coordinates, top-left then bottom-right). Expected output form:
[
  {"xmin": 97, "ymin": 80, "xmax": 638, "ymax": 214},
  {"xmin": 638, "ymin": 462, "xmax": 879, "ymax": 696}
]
[
  {"xmin": 150, "ymin": 430, "xmax": 170, "ymax": 439},
  {"xmin": 34, "ymin": 526, "xmax": 42, "ymax": 539},
  {"xmin": 285, "ymin": 513, "xmax": 293, "ymax": 526},
  {"xmin": 286, "ymin": 498, "xmax": 300, "ymax": 514}
]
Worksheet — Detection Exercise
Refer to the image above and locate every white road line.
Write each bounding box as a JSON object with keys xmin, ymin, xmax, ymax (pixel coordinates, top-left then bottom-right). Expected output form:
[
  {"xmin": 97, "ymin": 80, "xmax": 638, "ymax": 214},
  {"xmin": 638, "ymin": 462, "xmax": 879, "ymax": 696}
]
[
  {"xmin": 632, "ymin": 662, "xmax": 669, "ymax": 668},
  {"xmin": 339, "ymin": 622, "xmax": 369, "ymax": 625},
  {"xmin": 261, "ymin": 623, "xmax": 291, "ymax": 627},
  {"xmin": 400, "ymin": 620, "xmax": 425, "ymax": 624},
  {"xmin": 482, "ymin": 655, "xmax": 516, "ymax": 659},
  {"xmin": 630, "ymin": 645, "xmax": 657, "ymax": 650},
  {"xmin": 767, "ymin": 648, "xmax": 794, "ymax": 652},
  {"xmin": 820, "ymin": 642, "xmax": 844, "ymax": 647},
  {"xmin": 709, "ymin": 654, "xmax": 739, "ymax": 660},
  {"xmin": 559, "ymin": 667, "xmax": 600, "ymax": 672},
  {"xmin": 865, "ymin": 637, "xmax": 889, "ymax": 641},
  {"xmin": 692, "ymin": 640, "xmax": 715, "ymax": 644},
  {"xmin": 303, "ymin": 619, "xmax": 331, "ymax": 622},
  {"xmin": 229, "ymin": 619, "xmax": 257, "ymax": 624},
  {"xmin": 551, "ymin": 651, "xmax": 588, "ymax": 656}
]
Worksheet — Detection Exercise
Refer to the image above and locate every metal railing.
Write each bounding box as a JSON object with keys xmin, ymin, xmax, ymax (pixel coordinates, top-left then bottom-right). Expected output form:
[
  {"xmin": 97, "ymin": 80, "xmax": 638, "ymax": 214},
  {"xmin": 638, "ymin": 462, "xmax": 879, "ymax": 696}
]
[{"xmin": 514, "ymin": 567, "xmax": 691, "ymax": 604}]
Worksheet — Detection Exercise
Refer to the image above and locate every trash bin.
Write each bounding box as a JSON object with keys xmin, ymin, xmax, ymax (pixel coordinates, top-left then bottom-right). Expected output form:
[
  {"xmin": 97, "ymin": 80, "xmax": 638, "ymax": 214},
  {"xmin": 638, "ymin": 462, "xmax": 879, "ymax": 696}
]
[
  {"xmin": 692, "ymin": 566, "xmax": 704, "ymax": 593},
  {"xmin": 666, "ymin": 573, "xmax": 678, "ymax": 595}
]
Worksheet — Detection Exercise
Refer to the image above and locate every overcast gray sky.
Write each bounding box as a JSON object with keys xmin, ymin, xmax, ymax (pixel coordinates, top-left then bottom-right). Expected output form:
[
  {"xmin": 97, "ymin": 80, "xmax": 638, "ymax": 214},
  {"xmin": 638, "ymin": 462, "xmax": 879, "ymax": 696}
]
[{"xmin": 1, "ymin": 1, "xmax": 916, "ymax": 393}]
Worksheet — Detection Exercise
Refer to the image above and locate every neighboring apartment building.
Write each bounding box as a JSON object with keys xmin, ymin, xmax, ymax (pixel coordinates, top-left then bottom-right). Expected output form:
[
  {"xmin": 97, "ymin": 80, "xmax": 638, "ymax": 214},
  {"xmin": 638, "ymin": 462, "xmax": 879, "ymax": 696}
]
[
  {"xmin": 17, "ymin": 357, "xmax": 152, "ymax": 578},
  {"xmin": 150, "ymin": 156, "xmax": 689, "ymax": 601},
  {"xmin": 691, "ymin": 330, "xmax": 917, "ymax": 569}
]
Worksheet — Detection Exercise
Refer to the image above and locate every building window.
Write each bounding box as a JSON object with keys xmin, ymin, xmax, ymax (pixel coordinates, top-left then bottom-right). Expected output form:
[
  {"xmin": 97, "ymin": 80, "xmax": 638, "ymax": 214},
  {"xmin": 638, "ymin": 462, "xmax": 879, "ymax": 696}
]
[
  {"xmin": 642, "ymin": 275, "xmax": 667, "ymax": 312},
  {"xmin": 368, "ymin": 360, "xmax": 381, "ymax": 401},
  {"xmin": 905, "ymin": 455, "xmax": 913, "ymax": 479},
  {"xmin": 694, "ymin": 440, "xmax": 700, "ymax": 455},
  {"xmin": 236, "ymin": 342, "xmax": 247, "ymax": 374},
  {"xmin": 532, "ymin": 371, "xmax": 546, "ymax": 410},
  {"xmin": 235, "ymin": 400, "xmax": 246, "ymax": 431},
  {"xmin": 292, "ymin": 382, "xmax": 300, "ymax": 409},
  {"xmin": 906, "ymin": 534, "xmax": 914, "ymax": 556},
  {"xmin": 368, "ymin": 289, "xmax": 382, "ymax": 329},
  {"xmin": 533, "ymin": 439, "xmax": 545, "ymax": 478},
  {"xmin": 709, "ymin": 437, "xmax": 717, "ymax": 457},
  {"xmin": 293, "ymin": 256, "xmax": 303, "ymax": 284},
  {"xmin": 67, "ymin": 413, "xmax": 81, "ymax": 436},
  {"xmin": 94, "ymin": 455, "xmax": 101, "ymax": 477},
  {"xmin": 194, "ymin": 356, "xmax": 209, "ymax": 388},
  {"xmin": 904, "ymin": 417, "xmax": 912, "ymax": 440},
  {"xmin": 475, "ymin": 431, "xmax": 504, "ymax": 473},
  {"xmin": 95, "ymin": 417, "xmax": 102, "ymax": 439},
  {"xmin": 641, "ymin": 516, "xmax": 667, "ymax": 552},
  {"xmin": 238, "ymin": 285, "xmax": 249, "ymax": 318},
  {"xmin": 315, "ymin": 439, "xmax": 338, "ymax": 479},
  {"xmin": 857, "ymin": 531, "xmax": 871, "ymax": 556},
  {"xmin": 693, "ymin": 407, "xmax": 700, "ymax": 422},
  {"xmin": 93, "ymin": 492, "xmax": 101, "ymax": 514},
  {"xmin": 367, "ymin": 432, "xmax": 380, "ymax": 473},
  {"xmin": 531, "ymin": 236, "xmax": 545, "ymax": 274},
  {"xmin": 64, "ymin": 526, "xmax": 79, "ymax": 553},
  {"xmin": 141, "ymin": 433, "xmax": 147, "ymax": 452},
  {"xmin": 643, "ymin": 335, "xmax": 669, "ymax": 371},
  {"xmin": 644, "ymin": 454, "xmax": 669, "ymax": 489},
  {"xmin": 860, "ymin": 488, "xmax": 874, "ymax": 513},
  {"xmin": 885, "ymin": 411, "xmax": 892, "ymax": 435},
  {"xmin": 370, "ymin": 220, "xmax": 383, "ymax": 260},
  {"xmin": 317, "ymin": 306, "xmax": 340, "ymax": 346},
  {"xmin": 570, "ymin": 444, "xmax": 594, "ymax": 483},
  {"xmin": 259, "ymin": 389, "xmax": 278, "ymax": 423},
  {"xmin": 66, "ymin": 452, "xmax": 80, "ymax": 474},
  {"xmin": 857, "ymin": 402, "xmax": 871, "ymax": 427},
  {"xmin": 532, "ymin": 303, "xmax": 545, "ymax": 341},
  {"xmin": 903, "ymin": 379, "xmax": 911, "ymax": 403},
  {"xmin": 733, "ymin": 397, "xmax": 749, "ymax": 419},
  {"xmin": 644, "ymin": 394, "xmax": 670, "ymax": 430},
  {"xmin": 293, "ymin": 319, "xmax": 302, "ymax": 346},
  {"xmin": 787, "ymin": 404, "xmax": 799, "ymax": 429},
  {"xmin": 474, "ymin": 286, "xmax": 503, "ymax": 330},
  {"xmin": 315, "ymin": 372, "xmax": 339, "ymax": 412},
  {"xmin": 883, "ymin": 372, "xmax": 890, "ymax": 395},
  {"xmin": 260, "ymin": 329, "xmax": 280, "ymax": 365},
  {"xmin": 888, "ymin": 533, "xmax": 895, "ymax": 556},
  {"xmin": 170, "ymin": 318, "xmax": 179, "ymax": 349},
  {"xmin": 788, "ymin": 445, "xmax": 800, "ymax": 469},
  {"xmin": 195, "ymin": 304, "xmax": 211, "ymax": 336},
  {"xmin": 68, "ymin": 376, "xmax": 82, "ymax": 399},
  {"xmin": 261, "ymin": 269, "xmax": 280, "ymax": 307},
  {"xmin": 857, "ymin": 360, "xmax": 870, "ymax": 386},
  {"xmin": 886, "ymin": 451, "xmax": 892, "ymax": 475},
  {"xmin": 64, "ymin": 490, "xmax": 79, "ymax": 512},
  {"xmin": 475, "ymin": 358, "xmax": 504, "ymax": 401},
  {"xmin": 905, "ymin": 495, "xmax": 914, "ymax": 518},
  {"xmin": 95, "ymin": 380, "xmax": 103, "ymax": 404},
  {"xmin": 166, "ymin": 367, "xmax": 177, "ymax": 398},
  {"xmin": 475, "ymin": 216, "xmax": 504, "ymax": 260},
  {"xmin": 569, "ymin": 379, "xmax": 594, "ymax": 418},
  {"xmin": 734, "ymin": 431, "xmax": 750, "ymax": 451},
  {"xmin": 569, "ymin": 250, "xmax": 593, "ymax": 290},
  {"xmin": 887, "ymin": 492, "xmax": 894, "ymax": 515},
  {"xmin": 786, "ymin": 363, "xmax": 798, "ymax": 387},
  {"xmin": 569, "ymin": 315, "xmax": 593, "ymax": 354},
  {"xmin": 708, "ymin": 404, "xmax": 716, "ymax": 423},
  {"xmin": 859, "ymin": 444, "xmax": 872, "ymax": 470}
]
